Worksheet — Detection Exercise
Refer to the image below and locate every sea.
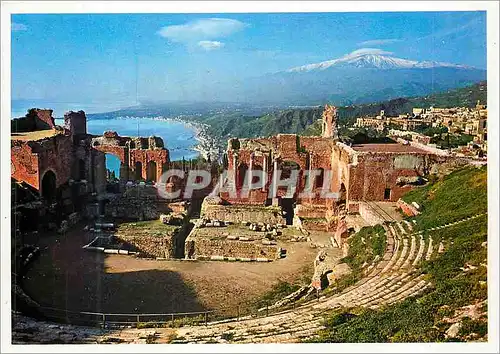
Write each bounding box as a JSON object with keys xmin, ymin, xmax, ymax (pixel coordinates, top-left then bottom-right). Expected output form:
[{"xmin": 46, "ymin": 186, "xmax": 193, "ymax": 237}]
[{"xmin": 11, "ymin": 101, "xmax": 200, "ymax": 176}]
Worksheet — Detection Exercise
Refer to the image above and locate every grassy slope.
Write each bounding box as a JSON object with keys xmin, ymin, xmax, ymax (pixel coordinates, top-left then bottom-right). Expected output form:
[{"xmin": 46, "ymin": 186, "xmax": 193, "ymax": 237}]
[
  {"xmin": 311, "ymin": 166, "xmax": 488, "ymax": 342},
  {"xmin": 402, "ymin": 166, "xmax": 487, "ymax": 229}
]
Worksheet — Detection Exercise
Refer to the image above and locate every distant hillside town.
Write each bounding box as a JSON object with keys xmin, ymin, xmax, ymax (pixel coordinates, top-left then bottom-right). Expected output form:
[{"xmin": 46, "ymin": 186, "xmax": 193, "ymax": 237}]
[{"xmin": 354, "ymin": 101, "xmax": 487, "ymax": 158}]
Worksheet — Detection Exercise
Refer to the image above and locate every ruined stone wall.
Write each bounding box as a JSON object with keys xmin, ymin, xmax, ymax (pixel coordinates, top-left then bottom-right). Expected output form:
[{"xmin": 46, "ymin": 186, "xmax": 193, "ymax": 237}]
[
  {"xmin": 11, "ymin": 109, "xmax": 55, "ymax": 133},
  {"xmin": 185, "ymin": 237, "xmax": 279, "ymax": 260},
  {"xmin": 11, "ymin": 143, "xmax": 40, "ymax": 190},
  {"xmin": 64, "ymin": 111, "xmax": 87, "ymax": 136},
  {"xmin": 36, "ymin": 134, "xmax": 73, "ymax": 189},
  {"xmin": 347, "ymin": 152, "xmax": 425, "ymax": 202},
  {"xmin": 129, "ymin": 149, "xmax": 169, "ymax": 181},
  {"xmin": 330, "ymin": 144, "xmax": 352, "ymax": 204},
  {"xmin": 115, "ymin": 234, "xmax": 175, "ymax": 259},
  {"xmin": 11, "ymin": 134, "xmax": 73, "ymax": 191},
  {"xmin": 104, "ymin": 194, "xmax": 172, "ymax": 220},
  {"xmin": 91, "ymin": 132, "xmax": 169, "ymax": 183},
  {"xmin": 200, "ymin": 203, "xmax": 284, "ymax": 225},
  {"xmin": 92, "ymin": 134, "xmax": 127, "ymax": 162},
  {"xmin": 225, "ymin": 134, "xmax": 335, "ymax": 204},
  {"xmin": 321, "ymin": 104, "xmax": 338, "ymax": 139}
]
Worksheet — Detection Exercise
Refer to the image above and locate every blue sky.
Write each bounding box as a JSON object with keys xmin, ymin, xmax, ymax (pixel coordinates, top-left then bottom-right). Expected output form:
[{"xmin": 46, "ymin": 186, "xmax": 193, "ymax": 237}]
[{"xmin": 11, "ymin": 11, "xmax": 486, "ymax": 105}]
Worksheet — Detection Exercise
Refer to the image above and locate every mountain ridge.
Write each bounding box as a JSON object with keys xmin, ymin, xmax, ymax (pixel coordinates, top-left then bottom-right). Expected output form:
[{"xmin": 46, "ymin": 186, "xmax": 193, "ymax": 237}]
[{"xmin": 287, "ymin": 53, "xmax": 472, "ymax": 72}]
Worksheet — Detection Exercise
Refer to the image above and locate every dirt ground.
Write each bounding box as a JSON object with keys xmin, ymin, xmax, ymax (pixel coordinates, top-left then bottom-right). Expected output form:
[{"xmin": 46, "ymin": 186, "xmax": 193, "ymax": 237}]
[{"xmin": 22, "ymin": 223, "xmax": 318, "ymax": 317}]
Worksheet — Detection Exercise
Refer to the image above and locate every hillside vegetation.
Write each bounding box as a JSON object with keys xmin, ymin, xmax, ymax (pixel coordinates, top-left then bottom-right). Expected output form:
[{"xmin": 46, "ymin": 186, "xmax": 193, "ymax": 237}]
[
  {"xmin": 403, "ymin": 167, "xmax": 487, "ymax": 230},
  {"xmin": 311, "ymin": 166, "xmax": 488, "ymax": 342},
  {"xmin": 189, "ymin": 107, "xmax": 324, "ymax": 144}
]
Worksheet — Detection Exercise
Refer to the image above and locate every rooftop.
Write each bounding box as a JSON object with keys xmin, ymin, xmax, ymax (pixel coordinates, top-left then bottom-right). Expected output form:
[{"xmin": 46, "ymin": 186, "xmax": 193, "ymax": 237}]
[
  {"xmin": 11, "ymin": 129, "xmax": 61, "ymax": 142},
  {"xmin": 351, "ymin": 143, "xmax": 428, "ymax": 154}
]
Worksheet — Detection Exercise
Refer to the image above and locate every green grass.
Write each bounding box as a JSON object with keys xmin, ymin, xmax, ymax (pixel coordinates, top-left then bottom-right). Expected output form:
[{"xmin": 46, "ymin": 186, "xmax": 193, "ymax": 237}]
[
  {"xmin": 325, "ymin": 224, "xmax": 386, "ymax": 294},
  {"xmin": 309, "ymin": 166, "xmax": 487, "ymax": 343},
  {"xmin": 341, "ymin": 225, "xmax": 386, "ymax": 271},
  {"xmin": 310, "ymin": 227, "xmax": 487, "ymax": 342},
  {"xmin": 402, "ymin": 166, "xmax": 487, "ymax": 230}
]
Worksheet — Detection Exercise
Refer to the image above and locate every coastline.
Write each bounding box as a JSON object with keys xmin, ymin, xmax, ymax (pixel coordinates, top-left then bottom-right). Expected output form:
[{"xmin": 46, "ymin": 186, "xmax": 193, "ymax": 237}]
[{"xmin": 109, "ymin": 114, "xmax": 222, "ymax": 162}]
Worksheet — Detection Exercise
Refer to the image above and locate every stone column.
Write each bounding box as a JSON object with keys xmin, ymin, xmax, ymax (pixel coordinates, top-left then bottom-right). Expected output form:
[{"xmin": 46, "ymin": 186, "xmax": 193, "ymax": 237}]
[
  {"xmin": 248, "ymin": 152, "xmax": 254, "ymax": 191},
  {"xmin": 272, "ymin": 156, "xmax": 279, "ymax": 205},
  {"xmin": 308, "ymin": 152, "xmax": 313, "ymax": 200},
  {"xmin": 119, "ymin": 162, "xmax": 129, "ymax": 184},
  {"xmin": 94, "ymin": 153, "xmax": 107, "ymax": 195},
  {"xmin": 262, "ymin": 154, "xmax": 267, "ymax": 192},
  {"xmin": 232, "ymin": 153, "xmax": 238, "ymax": 192}
]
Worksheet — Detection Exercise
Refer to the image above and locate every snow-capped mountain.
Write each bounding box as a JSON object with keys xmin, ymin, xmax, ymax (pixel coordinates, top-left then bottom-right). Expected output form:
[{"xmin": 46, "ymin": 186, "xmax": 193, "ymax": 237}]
[
  {"xmin": 288, "ymin": 53, "xmax": 470, "ymax": 72},
  {"xmin": 199, "ymin": 49, "xmax": 485, "ymax": 105}
]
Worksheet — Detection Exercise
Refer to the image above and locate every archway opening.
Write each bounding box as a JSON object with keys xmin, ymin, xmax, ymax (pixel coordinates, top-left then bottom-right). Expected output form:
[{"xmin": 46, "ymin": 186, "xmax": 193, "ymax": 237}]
[
  {"xmin": 105, "ymin": 153, "xmax": 120, "ymax": 181},
  {"xmin": 315, "ymin": 168, "xmax": 325, "ymax": 189},
  {"xmin": 339, "ymin": 183, "xmax": 347, "ymax": 203},
  {"xmin": 237, "ymin": 163, "xmax": 248, "ymax": 189},
  {"xmin": 147, "ymin": 161, "xmax": 157, "ymax": 182},
  {"xmin": 134, "ymin": 161, "xmax": 143, "ymax": 181},
  {"xmin": 251, "ymin": 165, "xmax": 264, "ymax": 187},
  {"xmin": 280, "ymin": 160, "xmax": 300, "ymax": 180},
  {"xmin": 41, "ymin": 170, "xmax": 56, "ymax": 202},
  {"xmin": 78, "ymin": 159, "xmax": 86, "ymax": 180}
]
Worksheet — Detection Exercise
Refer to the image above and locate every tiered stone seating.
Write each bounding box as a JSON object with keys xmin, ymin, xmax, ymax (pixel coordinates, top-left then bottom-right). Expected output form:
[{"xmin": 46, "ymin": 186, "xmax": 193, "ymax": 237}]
[
  {"xmin": 14, "ymin": 213, "xmax": 487, "ymax": 344},
  {"xmin": 402, "ymin": 235, "xmax": 417, "ymax": 269},
  {"xmin": 173, "ymin": 220, "xmax": 435, "ymax": 343},
  {"xmin": 172, "ymin": 307, "xmax": 327, "ymax": 343},
  {"xmin": 425, "ymin": 236, "xmax": 434, "ymax": 261},
  {"xmin": 412, "ymin": 234, "xmax": 425, "ymax": 266},
  {"xmin": 315, "ymin": 221, "xmax": 429, "ymax": 310},
  {"xmin": 394, "ymin": 238, "xmax": 408, "ymax": 269},
  {"xmin": 97, "ymin": 215, "xmax": 486, "ymax": 343}
]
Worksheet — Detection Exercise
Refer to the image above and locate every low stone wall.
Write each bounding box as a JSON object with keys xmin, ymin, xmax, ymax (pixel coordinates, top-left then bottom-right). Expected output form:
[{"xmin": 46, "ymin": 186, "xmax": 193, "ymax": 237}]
[
  {"xmin": 295, "ymin": 204, "xmax": 328, "ymax": 219},
  {"xmin": 113, "ymin": 219, "xmax": 190, "ymax": 259},
  {"xmin": 299, "ymin": 218, "xmax": 329, "ymax": 231},
  {"xmin": 105, "ymin": 196, "xmax": 172, "ymax": 220},
  {"xmin": 200, "ymin": 203, "xmax": 283, "ymax": 225},
  {"xmin": 115, "ymin": 234, "xmax": 175, "ymax": 259},
  {"xmin": 185, "ymin": 237, "xmax": 280, "ymax": 261}
]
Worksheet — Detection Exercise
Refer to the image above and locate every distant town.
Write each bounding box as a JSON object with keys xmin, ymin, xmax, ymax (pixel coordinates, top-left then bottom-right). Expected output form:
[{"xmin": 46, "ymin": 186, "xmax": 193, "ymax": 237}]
[{"xmin": 354, "ymin": 101, "xmax": 487, "ymax": 158}]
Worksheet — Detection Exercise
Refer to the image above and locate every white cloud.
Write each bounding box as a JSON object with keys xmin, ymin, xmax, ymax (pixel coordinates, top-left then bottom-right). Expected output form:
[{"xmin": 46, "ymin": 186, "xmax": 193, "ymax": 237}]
[
  {"xmin": 157, "ymin": 18, "xmax": 246, "ymax": 42},
  {"xmin": 198, "ymin": 40, "xmax": 224, "ymax": 51},
  {"xmin": 344, "ymin": 48, "xmax": 393, "ymax": 58},
  {"xmin": 358, "ymin": 38, "xmax": 402, "ymax": 46},
  {"xmin": 12, "ymin": 22, "xmax": 28, "ymax": 32}
]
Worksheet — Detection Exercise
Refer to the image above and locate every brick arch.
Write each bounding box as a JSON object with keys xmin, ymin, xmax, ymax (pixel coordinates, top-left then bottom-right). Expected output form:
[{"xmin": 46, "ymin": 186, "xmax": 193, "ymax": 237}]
[{"xmin": 91, "ymin": 145, "xmax": 126, "ymax": 164}]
